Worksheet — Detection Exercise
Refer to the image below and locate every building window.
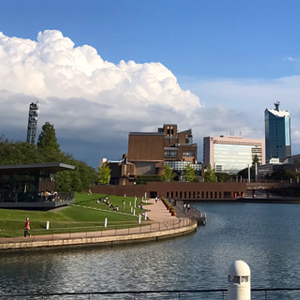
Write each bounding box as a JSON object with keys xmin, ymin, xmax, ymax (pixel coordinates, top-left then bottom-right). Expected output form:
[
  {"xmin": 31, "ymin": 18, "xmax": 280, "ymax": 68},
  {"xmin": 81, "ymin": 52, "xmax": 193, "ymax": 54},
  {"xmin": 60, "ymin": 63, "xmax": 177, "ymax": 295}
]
[
  {"xmin": 183, "ymin": 151, "xmax": 194, "ymax": 157},
  {"xmin": 164, "ymin": 150, "xmax": 178, "ymax": 158}
]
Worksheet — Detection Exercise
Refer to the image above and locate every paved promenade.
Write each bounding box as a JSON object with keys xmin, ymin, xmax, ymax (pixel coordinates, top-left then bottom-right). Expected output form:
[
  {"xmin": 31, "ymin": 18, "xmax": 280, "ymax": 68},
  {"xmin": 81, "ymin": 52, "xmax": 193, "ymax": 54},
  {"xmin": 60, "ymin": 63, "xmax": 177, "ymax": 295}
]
[
  {"xmin": 0, "ymin": 198, "xmax": 195, "ymax": 250},
  {"xmin": 146, "ymin": 198, "xmax": 176, "ymax": 221}
]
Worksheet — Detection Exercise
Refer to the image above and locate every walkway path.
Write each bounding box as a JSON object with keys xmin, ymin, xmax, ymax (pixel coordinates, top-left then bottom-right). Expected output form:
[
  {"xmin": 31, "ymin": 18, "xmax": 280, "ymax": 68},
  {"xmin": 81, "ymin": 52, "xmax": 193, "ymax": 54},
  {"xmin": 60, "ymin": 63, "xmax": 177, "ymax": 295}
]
[{"xmin": 146, "ymin": 198, "xmax": 175, "ymax": 222}]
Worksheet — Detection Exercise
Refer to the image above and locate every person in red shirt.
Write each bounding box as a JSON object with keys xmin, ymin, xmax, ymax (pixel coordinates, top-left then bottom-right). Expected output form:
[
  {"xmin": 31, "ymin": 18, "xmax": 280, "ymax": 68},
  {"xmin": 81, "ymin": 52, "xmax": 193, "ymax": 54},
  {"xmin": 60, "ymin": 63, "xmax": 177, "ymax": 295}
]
[{"xmin": 24, "ymin": 218, "xmax": 31, "ymax": 237}]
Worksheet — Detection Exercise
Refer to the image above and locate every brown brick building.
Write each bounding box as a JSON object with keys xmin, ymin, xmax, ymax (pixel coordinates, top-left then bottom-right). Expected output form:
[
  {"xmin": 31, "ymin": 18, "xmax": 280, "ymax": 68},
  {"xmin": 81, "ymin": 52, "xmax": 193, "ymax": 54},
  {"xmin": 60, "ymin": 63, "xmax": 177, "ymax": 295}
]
[{"xmin": 105, "ymin": 124, "xmax": 201, "ymax": 185}]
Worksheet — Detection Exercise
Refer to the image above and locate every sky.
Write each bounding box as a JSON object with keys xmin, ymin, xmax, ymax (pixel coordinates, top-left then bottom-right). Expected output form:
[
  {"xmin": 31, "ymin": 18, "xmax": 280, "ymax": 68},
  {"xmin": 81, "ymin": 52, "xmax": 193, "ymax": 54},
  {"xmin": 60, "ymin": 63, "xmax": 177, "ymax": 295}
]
[{"xmin": 1, "ymin": 0, "xmax": 300, "ymax": 168}]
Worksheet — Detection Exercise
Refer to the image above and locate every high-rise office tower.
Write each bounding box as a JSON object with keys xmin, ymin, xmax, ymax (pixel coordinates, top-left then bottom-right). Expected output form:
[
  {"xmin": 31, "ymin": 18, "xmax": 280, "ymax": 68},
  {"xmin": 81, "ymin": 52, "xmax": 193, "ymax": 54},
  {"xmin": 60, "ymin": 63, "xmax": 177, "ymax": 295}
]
[
  {"xmin": 26, "ymin": 102, "xmax": 39, "ymax": 144},
  {"xmin": 265, "ymin": 101, "xmax": 291, "ymax": 163}
]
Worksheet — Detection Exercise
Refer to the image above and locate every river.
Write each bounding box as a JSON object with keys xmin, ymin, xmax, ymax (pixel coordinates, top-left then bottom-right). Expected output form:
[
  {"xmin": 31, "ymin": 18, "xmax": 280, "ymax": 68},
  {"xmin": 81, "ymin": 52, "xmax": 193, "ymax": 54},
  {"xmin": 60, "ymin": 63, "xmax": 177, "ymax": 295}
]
[{"xmin": 1, "ymin": 203, "xmax": 300, "ymax": 299}]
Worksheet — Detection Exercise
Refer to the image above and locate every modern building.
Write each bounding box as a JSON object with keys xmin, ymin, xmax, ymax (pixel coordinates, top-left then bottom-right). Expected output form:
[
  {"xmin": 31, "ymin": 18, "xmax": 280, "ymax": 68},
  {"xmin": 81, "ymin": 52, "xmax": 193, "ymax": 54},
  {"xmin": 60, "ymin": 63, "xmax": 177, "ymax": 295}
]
[
  {"xmin": 0, "ymin": 162, "xmax": 75, "ymax": 209},
  {"xmin": 103, "ymin": 124, "xmax": 201, "ymax": 185},
  {"xmin": 203, "ymin": 135, "xmax": 265, "ymax": 174},
  {"xmin": 258, "ymin": 155, "xmax": 300, "ymax": 179},
  {"xmin": 265, "ymin": 101, "xmax": 291, "ymax": 163}
]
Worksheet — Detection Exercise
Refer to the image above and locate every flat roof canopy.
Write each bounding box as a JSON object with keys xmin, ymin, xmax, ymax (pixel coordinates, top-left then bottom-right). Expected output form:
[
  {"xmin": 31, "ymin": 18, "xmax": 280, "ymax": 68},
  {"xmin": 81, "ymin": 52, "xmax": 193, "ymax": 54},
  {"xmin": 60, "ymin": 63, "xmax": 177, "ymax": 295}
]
[{"xmin": 0, "ymin": 162, "xmax": 75, "ymax": 173}]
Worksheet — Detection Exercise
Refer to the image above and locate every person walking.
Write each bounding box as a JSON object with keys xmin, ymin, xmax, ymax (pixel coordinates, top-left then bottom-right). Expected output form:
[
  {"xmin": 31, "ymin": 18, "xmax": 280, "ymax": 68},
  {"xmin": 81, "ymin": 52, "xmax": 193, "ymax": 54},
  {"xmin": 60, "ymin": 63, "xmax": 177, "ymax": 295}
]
[{"xmin": 24, "ymin": 217, "xmax": 31, "ymax": 237}]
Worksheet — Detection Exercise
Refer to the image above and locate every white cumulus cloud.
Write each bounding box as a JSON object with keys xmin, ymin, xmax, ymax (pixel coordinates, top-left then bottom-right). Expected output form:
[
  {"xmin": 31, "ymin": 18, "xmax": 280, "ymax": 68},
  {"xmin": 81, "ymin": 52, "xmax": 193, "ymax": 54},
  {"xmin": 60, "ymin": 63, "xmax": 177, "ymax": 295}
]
[{"xmin": 0, "ymin": 30, "xmax": 201, "ymax": 166}]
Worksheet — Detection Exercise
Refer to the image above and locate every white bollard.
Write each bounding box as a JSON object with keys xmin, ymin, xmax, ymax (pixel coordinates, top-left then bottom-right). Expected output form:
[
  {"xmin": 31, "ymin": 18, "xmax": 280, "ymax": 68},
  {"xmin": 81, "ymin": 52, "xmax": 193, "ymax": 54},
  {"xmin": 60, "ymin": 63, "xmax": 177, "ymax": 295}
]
[
  {"xmin": 104, "ymin": 218, "xmax": 107, "ymax": 228},
  {"xmin": 144, "ymin": 212, "xmax": 147, "ymax": 220},
  {"xmin": 130, "ymin": 201, "xmax": 132, "ymax": 207},
  {"xmin": 145, "ymin": 192, "xmax": 147, "ymax": 200},
  {"xmin": 131, "ymin": 207, "xmax": 133, "ymax": 213},
  {"xmin": 138, "ymin": 214, "xmax": 141, "ymax": 224},
  {"xmin": 228, "ymin": 260, "xmax": 251, "ymax": 300},
  {"xmin": 133, "ymin": 209, "xmax": 135, "ymax": 216},
  {"xmin": 134, "ymin": 198, "xmax": 137, "ymax": 208},
  {"xmin": 46, "ymin": 221, "xmax": 50, "ymax": 230}
]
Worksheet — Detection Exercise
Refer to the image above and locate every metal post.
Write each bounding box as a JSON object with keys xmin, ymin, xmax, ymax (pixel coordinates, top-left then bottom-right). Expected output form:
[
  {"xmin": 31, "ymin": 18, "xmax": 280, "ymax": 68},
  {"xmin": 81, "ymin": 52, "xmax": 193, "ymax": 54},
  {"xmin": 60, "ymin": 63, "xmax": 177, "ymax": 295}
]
[
  {"xmin": 248, "ymin": 164, "xmax": 250, "ymax": 183},
  {"xmin": 255, "ymin": 162, "xmax": 258, "ymax": 182}
]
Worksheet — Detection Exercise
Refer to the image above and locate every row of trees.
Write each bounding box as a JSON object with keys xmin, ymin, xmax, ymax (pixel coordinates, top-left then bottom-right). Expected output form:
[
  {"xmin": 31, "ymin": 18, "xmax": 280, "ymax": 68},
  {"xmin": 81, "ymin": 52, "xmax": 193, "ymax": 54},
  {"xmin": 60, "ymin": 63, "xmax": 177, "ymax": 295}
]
[
  {"xmin": 0, "ymin": 123, "xmax": 97, "ymax": 192},
  {"xmin": 162, "ymin": 164, "xmax": 218, "ymax": 183}
]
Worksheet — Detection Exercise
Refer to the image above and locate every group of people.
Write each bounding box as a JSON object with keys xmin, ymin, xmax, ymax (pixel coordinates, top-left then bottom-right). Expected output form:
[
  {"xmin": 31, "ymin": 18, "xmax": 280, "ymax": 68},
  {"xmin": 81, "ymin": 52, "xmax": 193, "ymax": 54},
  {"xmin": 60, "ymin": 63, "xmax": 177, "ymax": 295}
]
[
  {"xmin": 97, "ymin": 196, "xmax": 119, "ymax": 211},
  {"xmin": 183, "ymin": 203, "xmax": 191, "ymax": 212},
  {"xmin": 39, "ymin": 190, "xmax": 58, "ymax": 202}
]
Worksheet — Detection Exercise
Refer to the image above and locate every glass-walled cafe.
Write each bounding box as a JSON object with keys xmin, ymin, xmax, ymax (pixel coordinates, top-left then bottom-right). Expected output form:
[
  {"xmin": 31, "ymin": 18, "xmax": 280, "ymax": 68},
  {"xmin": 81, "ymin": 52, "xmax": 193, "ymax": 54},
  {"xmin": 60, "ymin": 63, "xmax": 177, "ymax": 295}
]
[{"xmin": 0, "ymin": 163, "xmax": 75, "ymax": 209}]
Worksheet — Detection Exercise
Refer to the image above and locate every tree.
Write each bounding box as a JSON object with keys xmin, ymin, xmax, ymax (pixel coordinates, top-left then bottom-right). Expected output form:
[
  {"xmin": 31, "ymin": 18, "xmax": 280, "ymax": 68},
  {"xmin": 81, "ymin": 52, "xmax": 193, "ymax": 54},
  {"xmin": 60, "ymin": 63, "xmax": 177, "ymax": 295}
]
[
  {"xmin": 252, "ymin": 154, "xmax": 260, "ymax": 167},
  {"xmin": 238, "ymin": 155, "xmax": 260, "ymax": 180},
  {"xmin": 204, "ymin": 164, "xmax": 217, "ymax": 182},
  {"xmin": 37, "ymin": 122, "xmax": 60, "ymax": 151},
  {"xmin": 162, "ymin": 165, "xmax": 175, "ymax": 182},
  {"xmin": 184, "ymin": 164, "xmax": 197, "ymax": 182},
  {"xmin": 215, "ymin": 172, "xmax": 232, "ymax": 182},
  {"xmin": 98, "ymin": 163, "xmax": 111, "ymax": 185}
]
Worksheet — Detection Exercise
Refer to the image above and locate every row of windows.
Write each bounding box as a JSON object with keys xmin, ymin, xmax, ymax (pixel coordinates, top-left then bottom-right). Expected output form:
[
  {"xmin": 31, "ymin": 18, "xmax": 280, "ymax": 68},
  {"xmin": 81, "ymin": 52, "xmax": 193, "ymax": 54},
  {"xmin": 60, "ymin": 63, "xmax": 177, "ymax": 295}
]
[
  {"xmin": 166, "ymin": 190, "xmax": 242, "ymax": 199},
  {"xmin": 164, "ymin": 161, "xmax": 201, "ymax": 171},
  {"xmin": 164, "ymin": 150, "xmax": 177, "ymax": 157}
]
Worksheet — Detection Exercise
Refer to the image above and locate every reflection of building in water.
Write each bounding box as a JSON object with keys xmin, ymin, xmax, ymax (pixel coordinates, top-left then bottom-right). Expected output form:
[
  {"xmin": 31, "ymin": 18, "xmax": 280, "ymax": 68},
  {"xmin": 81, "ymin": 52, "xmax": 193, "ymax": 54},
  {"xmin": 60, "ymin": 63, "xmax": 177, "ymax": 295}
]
[
  {"xmin": 203, "ymin": 135, "xmax": 265, "ymax": 174},
  {"xmin": 265, "ymin": 101, "xmax": 291, "ymax": 163}
]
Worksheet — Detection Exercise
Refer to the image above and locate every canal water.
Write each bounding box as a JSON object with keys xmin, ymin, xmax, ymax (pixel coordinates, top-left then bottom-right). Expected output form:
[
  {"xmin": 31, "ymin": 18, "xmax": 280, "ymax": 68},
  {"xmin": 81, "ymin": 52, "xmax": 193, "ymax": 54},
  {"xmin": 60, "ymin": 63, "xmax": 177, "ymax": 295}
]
[{"xmin": 1, "ymin": 203, "xmax": 300, "ymax": 299}]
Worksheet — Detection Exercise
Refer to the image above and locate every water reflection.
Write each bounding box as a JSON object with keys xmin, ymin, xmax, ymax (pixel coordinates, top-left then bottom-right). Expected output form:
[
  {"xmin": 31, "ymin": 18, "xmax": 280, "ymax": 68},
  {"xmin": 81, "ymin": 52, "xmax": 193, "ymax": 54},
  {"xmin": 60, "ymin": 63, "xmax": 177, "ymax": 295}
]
[{"xmin": 1, "ymin": 203, "xmax": 300, "ymax": 299}]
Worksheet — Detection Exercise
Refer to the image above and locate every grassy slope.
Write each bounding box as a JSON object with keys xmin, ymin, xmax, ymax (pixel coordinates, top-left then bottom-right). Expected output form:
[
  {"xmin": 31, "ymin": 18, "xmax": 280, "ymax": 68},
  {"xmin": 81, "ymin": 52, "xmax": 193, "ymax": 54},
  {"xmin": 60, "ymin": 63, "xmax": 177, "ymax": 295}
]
[{"xmin": 0, "ymin": 193, "xmax": 150, "ymax": 237}]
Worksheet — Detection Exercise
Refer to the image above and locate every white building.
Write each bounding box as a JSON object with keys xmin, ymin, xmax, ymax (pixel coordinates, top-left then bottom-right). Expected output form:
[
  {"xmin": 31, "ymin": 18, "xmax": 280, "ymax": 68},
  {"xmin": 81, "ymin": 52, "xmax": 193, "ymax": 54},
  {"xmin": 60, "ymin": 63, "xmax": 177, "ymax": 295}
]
[{"xmin": 203, "ymin": 136, "xmax": 265, "ymax": 174}]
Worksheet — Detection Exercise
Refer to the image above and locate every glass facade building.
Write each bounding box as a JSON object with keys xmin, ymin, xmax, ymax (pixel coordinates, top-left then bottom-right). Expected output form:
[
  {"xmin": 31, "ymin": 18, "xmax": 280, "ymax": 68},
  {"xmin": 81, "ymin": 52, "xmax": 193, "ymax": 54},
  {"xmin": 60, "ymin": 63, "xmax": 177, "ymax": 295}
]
[
  {"xmin": 203, "ymin": 136, "xmax": 265, "ymax": 174},
  {"xmin": 214, "ymin": 144, "xmax": 259, "ymax": 173},
  {"xmin": 265, "ymin": 102, "xmax": 291, "ymax": 163}
]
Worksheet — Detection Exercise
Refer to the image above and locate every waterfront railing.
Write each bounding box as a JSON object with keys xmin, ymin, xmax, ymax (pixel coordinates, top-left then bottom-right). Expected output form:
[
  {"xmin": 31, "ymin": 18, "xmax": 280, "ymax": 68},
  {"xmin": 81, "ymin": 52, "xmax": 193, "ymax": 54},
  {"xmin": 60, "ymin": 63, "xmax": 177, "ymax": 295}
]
[
  {"xmin": 0, "ymin": 217, "xmax": 196, "ymax": 242},
  {"xmin": 2, "ymin": 287, "xmax": 300, "ymax": 299}
]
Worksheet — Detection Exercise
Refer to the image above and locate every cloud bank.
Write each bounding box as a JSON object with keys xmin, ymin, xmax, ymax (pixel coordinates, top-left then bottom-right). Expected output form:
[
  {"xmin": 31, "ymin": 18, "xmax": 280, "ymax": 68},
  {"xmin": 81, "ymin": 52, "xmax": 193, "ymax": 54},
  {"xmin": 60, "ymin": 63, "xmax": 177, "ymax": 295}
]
[
  {"xmin": 0, "ymin": 30, "xmax": 201, "ymax": 165},
  {"xmin": 1, "ymin": 30, "xmax": 300, "ymax": 167}
]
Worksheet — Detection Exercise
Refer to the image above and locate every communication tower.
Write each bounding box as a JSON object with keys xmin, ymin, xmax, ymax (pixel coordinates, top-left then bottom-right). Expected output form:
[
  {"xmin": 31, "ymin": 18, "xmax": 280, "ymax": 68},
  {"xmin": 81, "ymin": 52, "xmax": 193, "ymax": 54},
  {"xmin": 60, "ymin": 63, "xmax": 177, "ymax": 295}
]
[{"xmin": 26, "ymin": 102, "xmax": 39, "ymax": 144}]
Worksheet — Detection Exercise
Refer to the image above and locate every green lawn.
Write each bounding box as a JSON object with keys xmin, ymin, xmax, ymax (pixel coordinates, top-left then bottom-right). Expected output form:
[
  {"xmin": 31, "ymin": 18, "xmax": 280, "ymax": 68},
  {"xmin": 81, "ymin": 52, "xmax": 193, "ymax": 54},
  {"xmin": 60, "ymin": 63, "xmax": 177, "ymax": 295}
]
[{"xmin": 0, "ymin": 193, "xmax": 151, "ymax": 237}]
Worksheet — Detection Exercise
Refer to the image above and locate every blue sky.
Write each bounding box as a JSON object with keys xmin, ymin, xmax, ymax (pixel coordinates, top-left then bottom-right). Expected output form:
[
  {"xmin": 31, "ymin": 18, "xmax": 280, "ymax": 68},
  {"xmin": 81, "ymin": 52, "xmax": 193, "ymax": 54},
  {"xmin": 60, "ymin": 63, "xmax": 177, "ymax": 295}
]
[
  {"xmin": 2, "ymin": 1, "xmax": 300, "ymax": 78},
  {"xmin": 1, "ymin": 1, "xmax": 300, "ymax": 167}
]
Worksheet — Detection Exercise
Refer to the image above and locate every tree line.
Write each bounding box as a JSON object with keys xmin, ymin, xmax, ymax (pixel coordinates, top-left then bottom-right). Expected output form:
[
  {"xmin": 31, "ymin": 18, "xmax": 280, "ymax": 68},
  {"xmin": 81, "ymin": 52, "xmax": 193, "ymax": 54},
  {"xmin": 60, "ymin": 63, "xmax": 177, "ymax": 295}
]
[{"xmin": 0, "ymin": 122, "xmax": 97, "ymax": 192}]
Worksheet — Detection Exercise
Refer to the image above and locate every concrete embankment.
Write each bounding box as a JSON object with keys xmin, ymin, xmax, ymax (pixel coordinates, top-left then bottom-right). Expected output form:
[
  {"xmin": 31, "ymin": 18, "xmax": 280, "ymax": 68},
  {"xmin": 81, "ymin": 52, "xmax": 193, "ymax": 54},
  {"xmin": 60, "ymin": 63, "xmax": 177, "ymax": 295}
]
[{"xmin": 0, "ymin": 221, "xmax": 197, "ymax": 251}]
